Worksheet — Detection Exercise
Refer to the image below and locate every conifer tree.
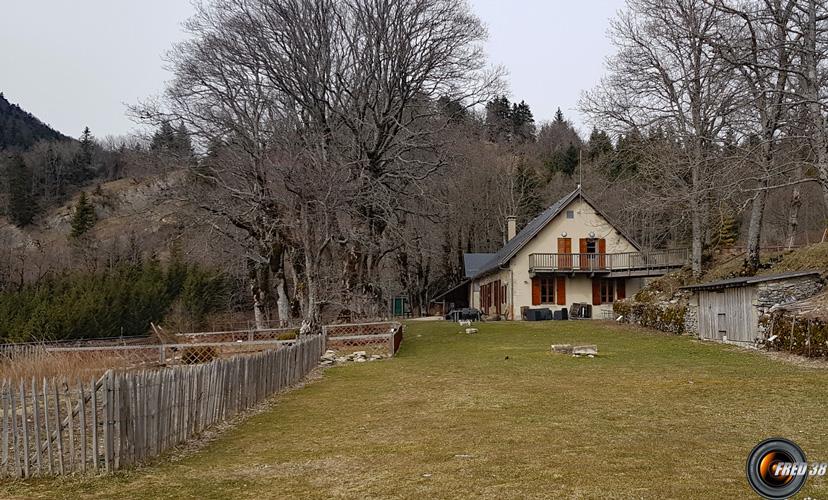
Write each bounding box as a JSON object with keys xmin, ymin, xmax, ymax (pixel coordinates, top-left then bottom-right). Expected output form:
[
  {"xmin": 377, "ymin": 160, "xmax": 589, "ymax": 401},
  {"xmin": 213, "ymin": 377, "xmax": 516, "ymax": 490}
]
[
  {"xmin": 6, "ymin": 154, "xmax": 37, "ymax": 227},
  {"xmin": 174, "ymin": 123, "xmax": 194, "ymax": 159},
  {"xmin": 485, "ymin": 96, "xmax": 512, "ymax": 142},
  {"xmin": 150, "ymin": 122, "xmax": 176, "ymax": 152},
  {"xmin": 69, "ymin": 191, "xmax": 97, "ymax": 238},
  {"xmin": 514, "ymin": 162, "xmax": 542, "ymax": 227},
  {"xmin": 511, "ymin": 101, "xmax": 535, "ymax": 143}
]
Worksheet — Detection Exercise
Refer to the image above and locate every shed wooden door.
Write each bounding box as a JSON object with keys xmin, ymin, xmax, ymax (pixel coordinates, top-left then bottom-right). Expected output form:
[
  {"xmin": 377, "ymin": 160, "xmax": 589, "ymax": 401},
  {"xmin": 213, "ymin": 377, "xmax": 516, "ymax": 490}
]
[{"xmin": 697, "ymin": 287, "xmax": 757, "ymax": 342}]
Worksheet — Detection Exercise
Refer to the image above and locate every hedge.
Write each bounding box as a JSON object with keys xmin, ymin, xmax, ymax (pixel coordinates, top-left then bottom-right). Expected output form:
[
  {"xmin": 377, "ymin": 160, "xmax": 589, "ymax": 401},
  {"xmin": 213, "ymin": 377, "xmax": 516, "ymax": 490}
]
[{"xmin": 613, "ymin": 300, "xmax": 687, "ymax": 334}]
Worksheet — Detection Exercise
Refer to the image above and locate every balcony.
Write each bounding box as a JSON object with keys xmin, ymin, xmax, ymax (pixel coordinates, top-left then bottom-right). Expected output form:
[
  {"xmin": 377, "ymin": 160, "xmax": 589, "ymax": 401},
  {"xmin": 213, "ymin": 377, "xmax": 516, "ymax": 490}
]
[{"xmin": 528, "ymin": 248, "xmax": 690, "ymax": 277}]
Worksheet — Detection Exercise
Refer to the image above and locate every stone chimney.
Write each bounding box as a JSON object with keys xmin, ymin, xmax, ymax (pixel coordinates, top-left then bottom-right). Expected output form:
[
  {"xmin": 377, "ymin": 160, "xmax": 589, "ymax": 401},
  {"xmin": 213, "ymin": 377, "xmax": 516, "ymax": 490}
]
[{"xmin": 507, "ymin": 216, "xmax": 517, "ymax": 242}]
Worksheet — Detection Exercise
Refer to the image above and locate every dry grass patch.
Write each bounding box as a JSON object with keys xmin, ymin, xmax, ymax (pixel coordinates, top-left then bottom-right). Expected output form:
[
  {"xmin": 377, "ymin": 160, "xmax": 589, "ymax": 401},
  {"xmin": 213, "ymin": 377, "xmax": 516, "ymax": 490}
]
[{"xmin": 3, "ymin": 320, "xmax": 828, "ymax": 499}]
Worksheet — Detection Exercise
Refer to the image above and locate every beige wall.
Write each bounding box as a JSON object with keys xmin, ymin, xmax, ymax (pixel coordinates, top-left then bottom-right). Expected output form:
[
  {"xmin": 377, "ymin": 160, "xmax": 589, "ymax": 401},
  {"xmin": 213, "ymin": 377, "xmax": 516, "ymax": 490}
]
[{"xmin": 472, "ymin": 197, "xmax": 644, "ymax": 319}]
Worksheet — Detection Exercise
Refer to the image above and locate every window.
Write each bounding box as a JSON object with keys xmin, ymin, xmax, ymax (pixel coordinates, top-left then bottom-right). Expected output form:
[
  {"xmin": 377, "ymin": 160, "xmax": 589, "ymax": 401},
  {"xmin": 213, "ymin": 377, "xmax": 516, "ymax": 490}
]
[
  {"xmin": 600, "ymin": 279, "xmax": 615, "ymax": 303},
  {"xmin": 502, "ymin": 284, "xmax": 507, "ymax": 304},
  {"xmin": 566, "ymin": 210, "xmax": 574, "ymax": 219},
  {"xmin": 586, "ymin": 239, "xmax": 597, "ymax": 254},
  {"xmin": 540, "ymin": 277, "xmax": 555, "ymax": 303}
]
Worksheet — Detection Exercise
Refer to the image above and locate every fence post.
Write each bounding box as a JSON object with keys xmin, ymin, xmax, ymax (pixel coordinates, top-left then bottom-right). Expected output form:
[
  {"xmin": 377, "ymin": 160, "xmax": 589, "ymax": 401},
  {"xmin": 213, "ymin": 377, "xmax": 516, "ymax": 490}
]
[{"xmin": 159, "ymin": 345, "xmax": 165, "ymax": 365}]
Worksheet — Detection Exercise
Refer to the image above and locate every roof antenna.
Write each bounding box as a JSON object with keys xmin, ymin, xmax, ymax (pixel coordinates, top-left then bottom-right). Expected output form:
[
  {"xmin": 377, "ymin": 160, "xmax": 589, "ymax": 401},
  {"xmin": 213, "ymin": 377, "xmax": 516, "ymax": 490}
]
[{"xmin": 577, "ymin": 148, "xmax": 583, "ymax": 191}]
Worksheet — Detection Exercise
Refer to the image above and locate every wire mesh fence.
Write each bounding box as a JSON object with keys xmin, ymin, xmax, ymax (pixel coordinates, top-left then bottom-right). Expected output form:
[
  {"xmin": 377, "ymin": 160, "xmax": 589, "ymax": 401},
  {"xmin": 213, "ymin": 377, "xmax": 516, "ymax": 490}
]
[
  {"xmin": 0, "ymin": 334, "xmax": 324, "ymax": 478},
  {"xmin": 323, "ymin": 321, "xmax": 403, "ymax": 357}
]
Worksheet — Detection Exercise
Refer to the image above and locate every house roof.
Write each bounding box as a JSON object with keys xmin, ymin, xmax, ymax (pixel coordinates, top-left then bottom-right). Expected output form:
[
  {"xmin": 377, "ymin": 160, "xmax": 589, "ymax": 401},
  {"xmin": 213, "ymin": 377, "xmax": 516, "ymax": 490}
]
[
  {"xmin": 463, "ymin": 253, "xmax": 495, "ymax": 278},
  {"xmin": 680, "ymin": 271, "xmax": 821, "ymax": 291},
  {"xmin": 470, "ymin": 187, "xmax": 641, "ymax": 279}
]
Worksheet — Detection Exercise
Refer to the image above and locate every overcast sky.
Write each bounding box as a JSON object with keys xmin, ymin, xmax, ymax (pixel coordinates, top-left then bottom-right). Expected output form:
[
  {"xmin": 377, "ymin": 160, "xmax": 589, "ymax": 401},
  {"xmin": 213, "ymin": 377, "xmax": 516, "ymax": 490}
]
[{"xmin": 0, "ymin": 0, "xmax": 625, "ymax": 140}]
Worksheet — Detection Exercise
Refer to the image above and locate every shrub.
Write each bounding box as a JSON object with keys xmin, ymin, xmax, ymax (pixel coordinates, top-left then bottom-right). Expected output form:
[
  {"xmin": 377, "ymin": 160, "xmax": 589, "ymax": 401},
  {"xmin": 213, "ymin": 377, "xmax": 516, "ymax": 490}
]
[
  {"xmin": 277, "ymin": 331, "xmax": 297, "ymax": 341},
  {"xmin": 0, "ymin": 260, "xmax": 227, "ymax": 343},
  {"xmin": 763, "ymin": 312, "xmax": 828, "ymax": 358},
  {"xmin": 614, "ymin": 300, "xmax": 687, "ymax": 334}
]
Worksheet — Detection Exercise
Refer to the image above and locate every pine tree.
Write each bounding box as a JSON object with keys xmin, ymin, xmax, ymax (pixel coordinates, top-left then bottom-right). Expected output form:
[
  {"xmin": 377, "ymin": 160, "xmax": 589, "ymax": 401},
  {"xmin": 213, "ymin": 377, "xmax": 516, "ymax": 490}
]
[
  {"xmin": 513, "ymin": 162, "xmax": 542, "ymax": 227},
  {"xmin": 485, "ymin": 96, "xmax": 512, "ymax": 142},
  {"xmin": 79, "ymin": 127, "xmax": 94, "ymax": 164},
  {"xmin": 545, "ymin": 143, "xmax": 580, "ymax": 176},
  {"xmin": 586, "ymin": 128, "xmax": 614, "ymax": 161},
  {"xmin": 554, "ymin": 107, "xmax": 565, "ymax": 123},
  {"xmin": 511, "ymin": 101, "xmax": 535, "ymax": 143},
  {"xmin": 69, "ymin": 191, "xmax": 97, "ymax": 238},
  {"xmin": 437, "ymin": 95, "xmax": 467, "ymax": 124},
  {"xmin": 174, "ymin": 123, "xmax": 194, "ymax": 160},
  {"xmin": 70, "ymin": 126, "xmax": 97, "ymax": 183},
  {"xmin": 150, "ymin": 122, "xmax": 177, "ymax": 153},
  {"xmin": 5, "ymin": 154, "xmax": 37, "ymax": 227}
]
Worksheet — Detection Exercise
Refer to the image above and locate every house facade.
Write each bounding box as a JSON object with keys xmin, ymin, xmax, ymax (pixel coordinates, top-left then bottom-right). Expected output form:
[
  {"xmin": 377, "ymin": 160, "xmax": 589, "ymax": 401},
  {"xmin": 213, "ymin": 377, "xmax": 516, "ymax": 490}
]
[{"xmin": 467, "ymin": 188, "xmax": 688, "ymax": 320}]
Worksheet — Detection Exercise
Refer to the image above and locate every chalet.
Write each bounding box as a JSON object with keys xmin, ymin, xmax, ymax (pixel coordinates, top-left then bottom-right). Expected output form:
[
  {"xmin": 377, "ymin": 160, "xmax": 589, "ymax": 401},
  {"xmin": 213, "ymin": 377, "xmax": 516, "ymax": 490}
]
[{"xmin": 467, "ymin": 187, "xmax": 688, "ymax": 319}]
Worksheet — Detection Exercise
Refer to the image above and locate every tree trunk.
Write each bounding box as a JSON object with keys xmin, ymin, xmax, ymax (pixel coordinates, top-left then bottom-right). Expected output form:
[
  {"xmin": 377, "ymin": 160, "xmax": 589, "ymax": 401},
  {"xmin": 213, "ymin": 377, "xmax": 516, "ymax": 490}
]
[
  {"xmin": 690, "ymin": 163, "xmax": 704, "ymax": 277},
  {"xmin": 250, "ymin": 262, "xmax": 269, "ymax": 330},
  {"xmin": 805, "ymin": 0, "xmax": 828, "ymax": 217},
  {"xmin": 787, "ymin": 176, "xmax": 802, "ymax": 250},
  {"xmin": 745, "ymin": 183, "xmax": 768, "ymax": 272},
  {"xmin": 276, "ymin": 271, "xmax": 290, "ymax": 327}
]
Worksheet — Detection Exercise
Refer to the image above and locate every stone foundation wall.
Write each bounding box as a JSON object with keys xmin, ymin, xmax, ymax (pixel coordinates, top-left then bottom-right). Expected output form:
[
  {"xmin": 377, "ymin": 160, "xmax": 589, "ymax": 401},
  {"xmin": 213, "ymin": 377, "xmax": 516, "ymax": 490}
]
[{"xmin": 684, "ymin": 303, "xmax": 698, "ymax": 335}]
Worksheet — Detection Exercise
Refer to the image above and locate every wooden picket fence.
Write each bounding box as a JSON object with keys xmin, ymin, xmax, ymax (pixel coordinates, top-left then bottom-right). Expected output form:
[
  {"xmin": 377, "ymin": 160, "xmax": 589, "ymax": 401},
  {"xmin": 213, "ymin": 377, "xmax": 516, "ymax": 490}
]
[{"xmin": 0, "ymin": 334, "xmax": 324, "ymax": 478}]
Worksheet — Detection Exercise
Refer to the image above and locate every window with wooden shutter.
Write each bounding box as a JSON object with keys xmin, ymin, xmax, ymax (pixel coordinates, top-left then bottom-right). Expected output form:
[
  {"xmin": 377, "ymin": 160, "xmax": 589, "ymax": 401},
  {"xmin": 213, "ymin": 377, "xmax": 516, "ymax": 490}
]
[
  {"xmin": 540, "ymin": 278, "xmax": 555, "ymax": 303},
  {"xmin": 616, "ymin": 279, "xmax": 626, "ymax": 300},
  {"xmin": 531, "ymin": 277, "xmax": 541, "ymax": 305},
  {"xmin": 600, "ymin": 280, "xmax": 614, "ymax": 303},
  {"xmin": 592, "ymin": 279, "xmax": 601, "ymax": 305},
  {"xmin": 556, "ymin": 277, "xmax": 566, "ymax": 305}
]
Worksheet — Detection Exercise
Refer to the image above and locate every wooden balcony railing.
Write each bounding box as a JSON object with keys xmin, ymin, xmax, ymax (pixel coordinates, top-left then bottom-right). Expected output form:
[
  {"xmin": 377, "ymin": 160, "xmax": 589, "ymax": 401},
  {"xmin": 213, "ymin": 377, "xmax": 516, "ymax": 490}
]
[{"xmin": 529, "ymin": 248, "xmax": 690, "ymax": 274}]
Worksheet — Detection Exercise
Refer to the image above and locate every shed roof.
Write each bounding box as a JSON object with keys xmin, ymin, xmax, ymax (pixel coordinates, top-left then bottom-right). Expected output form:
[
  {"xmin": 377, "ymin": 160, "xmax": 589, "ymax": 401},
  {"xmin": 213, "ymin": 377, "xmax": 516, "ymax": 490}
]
[
  {"xmin": 430, "ymin": 279, "xmax": 470, "ymax": 302},
  {"xmin": 680, "ymin": 271, "xmax": 821, "ymax": 291},
  {"xmin": 471, "ymin": 187, "xmax": 641, "ymax": 279},
  {"xmin": 463, "ymin": 253, "xmax": 494, "ymax": 278}
]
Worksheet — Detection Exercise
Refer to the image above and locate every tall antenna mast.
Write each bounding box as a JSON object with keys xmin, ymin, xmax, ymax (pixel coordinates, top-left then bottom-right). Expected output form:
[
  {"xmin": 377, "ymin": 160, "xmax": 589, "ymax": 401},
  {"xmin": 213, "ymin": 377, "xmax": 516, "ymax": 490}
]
[{"xmin": 578, "ymin": 148, "xmax": 583, "ymax": 190}]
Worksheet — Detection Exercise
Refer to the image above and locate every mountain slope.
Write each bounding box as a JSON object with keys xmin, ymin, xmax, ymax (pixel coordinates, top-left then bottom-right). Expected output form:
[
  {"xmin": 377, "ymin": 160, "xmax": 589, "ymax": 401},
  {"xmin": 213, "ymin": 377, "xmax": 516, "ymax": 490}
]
[{"xmin": 0, "ymin": 92, "xmax": 70, "ymax": 150}]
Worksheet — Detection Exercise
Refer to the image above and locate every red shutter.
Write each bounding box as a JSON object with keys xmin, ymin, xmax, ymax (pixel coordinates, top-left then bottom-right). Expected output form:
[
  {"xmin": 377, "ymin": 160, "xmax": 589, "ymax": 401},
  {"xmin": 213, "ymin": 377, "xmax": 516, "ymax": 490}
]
[
  {"xmin": 598, "ymin": 239, "xmax": 606, "ymax": 268},
  {"xmin": 494, "ymin": 280, "xmax": 501, "ymax": 314},
  {"xmin": 616, "ymin": 279, "xmax": 626, "ymax": 300},
  {"xmin": 592, "ymin": 279, "xmax": 601, "ymax": 306},
  {"xmin": 557, "ymin": 238, "xmax": 572, "ymax": 269},
  {"xmin": 531, "ymin": 277, "xmax": 541, "ymax": 305},
  {"xmin": 556, "ymin": 277, "xmax": 566, "ymax": 306},
  {"xmin": 579, "ymin": 238, "xmax": 588, "ymax": 269}
]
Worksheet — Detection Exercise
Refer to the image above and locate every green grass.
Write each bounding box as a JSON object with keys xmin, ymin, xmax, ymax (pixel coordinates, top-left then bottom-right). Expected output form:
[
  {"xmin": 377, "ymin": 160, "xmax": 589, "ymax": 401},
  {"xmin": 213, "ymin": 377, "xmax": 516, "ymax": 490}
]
[{"xmin": 4, "ymin": 320, "xmax": 828, "ymax": 499}]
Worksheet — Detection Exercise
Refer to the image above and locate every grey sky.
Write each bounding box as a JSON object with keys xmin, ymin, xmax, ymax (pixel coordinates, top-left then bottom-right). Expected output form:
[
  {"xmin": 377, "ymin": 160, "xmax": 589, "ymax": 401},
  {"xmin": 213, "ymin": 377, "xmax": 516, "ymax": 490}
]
[{"xmin": 0, "ymin": 0, "xmax": 625, "ymax": 139}]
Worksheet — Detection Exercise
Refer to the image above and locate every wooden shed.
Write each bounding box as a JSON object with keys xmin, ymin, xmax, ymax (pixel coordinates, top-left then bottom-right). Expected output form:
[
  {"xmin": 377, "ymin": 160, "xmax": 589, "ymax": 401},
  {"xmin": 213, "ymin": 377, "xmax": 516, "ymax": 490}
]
[{"xmin": 682, "ymin": 271, "xmax": 822, "ymax": 344}]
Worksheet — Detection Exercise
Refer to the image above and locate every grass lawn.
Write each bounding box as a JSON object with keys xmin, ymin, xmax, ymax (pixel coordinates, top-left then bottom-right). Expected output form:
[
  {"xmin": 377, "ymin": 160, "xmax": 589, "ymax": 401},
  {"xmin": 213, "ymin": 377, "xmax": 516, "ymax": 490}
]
[{"xmin": 3, "ymin": 320, "xmax": 828, "ymax": 499}]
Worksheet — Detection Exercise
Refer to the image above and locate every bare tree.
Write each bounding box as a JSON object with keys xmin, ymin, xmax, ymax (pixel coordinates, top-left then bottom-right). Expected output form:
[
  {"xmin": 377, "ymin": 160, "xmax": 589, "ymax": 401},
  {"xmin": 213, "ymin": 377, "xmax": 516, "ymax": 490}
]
[
  {"xmin": 711, "ymin": 0, "xmax": 800, "ymax": 270},
  {"xmin": 138, "ymin": 0, "xmax": 499, "ymax": 330},
  {"xmin": 581, "ymin": 0, "xmax": 739, "ymax": 276}
]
